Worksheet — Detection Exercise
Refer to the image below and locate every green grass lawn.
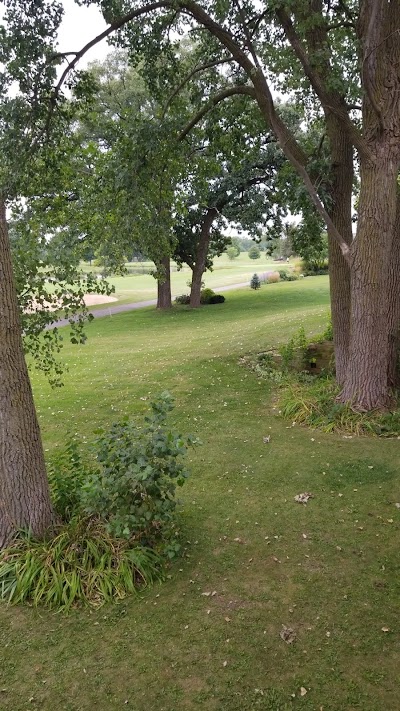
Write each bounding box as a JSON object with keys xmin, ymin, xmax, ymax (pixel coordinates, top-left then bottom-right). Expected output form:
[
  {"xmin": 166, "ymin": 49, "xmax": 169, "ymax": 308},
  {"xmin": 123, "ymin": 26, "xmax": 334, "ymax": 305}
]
[
  {"xmin": 82, "ymin": 252, "xmax": 290, "ymax": 307},
  {"xmin": 1, "ymin": 276, "xmax": 399, "ymax": 711}
]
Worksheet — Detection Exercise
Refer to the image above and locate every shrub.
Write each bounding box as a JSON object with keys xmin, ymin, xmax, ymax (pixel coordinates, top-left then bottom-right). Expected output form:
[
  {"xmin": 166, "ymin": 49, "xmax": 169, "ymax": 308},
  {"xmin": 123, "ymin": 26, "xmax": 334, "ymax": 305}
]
[
  {"xmin": 226, "ymin": 246, "xmax": 238, "ymax": 261},
  {"xmin": 248, "ymin": 245, "xmax": 261, "ymax": 259},
  {"xmin": 266, "ymin": 272, "xmax": 280, "ymax": 284},
  {"xmin": 175, "ymin": 294, "xmax": 190, "ymax": 305},
  {"xmin": 81, "ymin": 392, "xmax": 198, "ymax": 551},
  {"xmin": 208, "ymin": 294, "xmax": 225, "ymax": 304},
  {"xmin": 250, "ymin": 273, "xmax": 261, "ymax": 290},
  {"xmin": 200, "ymin": 288, "xmax": 216, "ymax": 304},
  {"xmin": 47, "ymin": 436, "xmax": 95, "ymax": 521},
  {"xmin": 0, "ymin": 517, "xmax": 163, "ymax": 610},
  {"xmin": 278, "ymin": 270, "xmax": 298, "ymax": 282}
]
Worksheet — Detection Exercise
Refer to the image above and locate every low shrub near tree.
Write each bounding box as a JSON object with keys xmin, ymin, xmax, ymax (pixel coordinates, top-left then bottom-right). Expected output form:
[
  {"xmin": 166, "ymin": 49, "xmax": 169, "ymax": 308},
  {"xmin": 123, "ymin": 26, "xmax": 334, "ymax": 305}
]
[
  {"xmin": 175, "ymin": 294, "xmax": 190, "ymax": 305},
  {"xmin": 208, "ymin": 294, "xmax": 225, "ymax": 304},
  {"xmin": 242, "ymin": 322, "xmax": 400, "ymax": 437},
  {"xmin": 0, "ymin": 393, "xmax": 199, "ymax": 610}
]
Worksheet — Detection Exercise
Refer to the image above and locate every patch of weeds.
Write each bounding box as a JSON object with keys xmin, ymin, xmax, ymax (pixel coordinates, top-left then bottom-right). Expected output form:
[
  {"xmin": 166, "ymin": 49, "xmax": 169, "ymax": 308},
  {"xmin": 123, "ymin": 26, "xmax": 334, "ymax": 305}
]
[{"xmin": 279, "ymin": 378, "xmax": 400, "ymax": 436}]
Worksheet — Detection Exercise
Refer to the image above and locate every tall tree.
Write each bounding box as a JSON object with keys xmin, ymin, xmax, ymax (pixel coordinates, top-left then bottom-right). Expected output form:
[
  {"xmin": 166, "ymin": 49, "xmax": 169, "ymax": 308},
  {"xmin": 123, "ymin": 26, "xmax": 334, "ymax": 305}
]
[{"xmin": 69, "ymin": 0, "xmax": 399, "ymax": 409}]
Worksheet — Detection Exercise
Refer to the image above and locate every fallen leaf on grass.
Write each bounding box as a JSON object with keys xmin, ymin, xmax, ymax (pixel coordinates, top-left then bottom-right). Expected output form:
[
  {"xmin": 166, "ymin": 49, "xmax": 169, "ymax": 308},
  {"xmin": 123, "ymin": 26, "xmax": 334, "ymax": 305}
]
[
  {"xmin": 294, "ymin": 492, "xmax": 314, "ymax": 504},
  {"xmin": 280, "ymin": 625, "xmax": 296, "ymax": 644},
  {"xmin": 381, "ymin": 626, "xmax": 390, "ymax": 632},
  {"xmin": 300, "ymin": 687, "xmax": 308, "ymax": 696}
]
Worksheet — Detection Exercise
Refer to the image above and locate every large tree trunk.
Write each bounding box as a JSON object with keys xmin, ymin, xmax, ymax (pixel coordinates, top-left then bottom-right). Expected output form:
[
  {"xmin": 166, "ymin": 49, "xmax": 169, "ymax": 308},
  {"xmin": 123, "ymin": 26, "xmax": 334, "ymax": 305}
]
[
  {"xmin": 156, "ymin": 255, "xmax": 172, "ymax": 309},
  {"xmin": 325, "ymin": 117, "xmax": 353, "ymax": 385},
  {"xmin": 339, "ymin": 159, "xmax": 399, "ymax": 409},
  {"xmin": 387, "ymin": 190, "xmax": 400, "ymax": 387},
  {"xmin": 190, "ymin": 207, "xmax": 217, "ymax": 308},
  {"xmin": 0, "ymin": 198, "xmax": 54, "ymax": 549}
]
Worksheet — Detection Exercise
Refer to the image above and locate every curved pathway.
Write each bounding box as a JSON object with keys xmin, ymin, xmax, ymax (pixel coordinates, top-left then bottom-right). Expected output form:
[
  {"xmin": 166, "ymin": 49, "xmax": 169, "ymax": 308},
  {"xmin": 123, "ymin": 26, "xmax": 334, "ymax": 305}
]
[{"xmin": 48, "ymin": 281, "xmax": 250, "ymax": 329}]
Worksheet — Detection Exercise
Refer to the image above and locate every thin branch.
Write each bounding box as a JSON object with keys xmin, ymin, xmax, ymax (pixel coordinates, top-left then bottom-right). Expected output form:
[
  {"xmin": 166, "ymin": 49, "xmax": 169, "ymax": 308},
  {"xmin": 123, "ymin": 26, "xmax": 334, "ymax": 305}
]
[
  {"xmin": 162, "ymin": 56, "xmax": 235, "ymax": 118},
  {"xmin": 232, "ymin": 0, "xmax": 260, "ymax": 67},
  {"xmin": 178, "ymin": 84, "xmax": 256, "ymax": 141}
]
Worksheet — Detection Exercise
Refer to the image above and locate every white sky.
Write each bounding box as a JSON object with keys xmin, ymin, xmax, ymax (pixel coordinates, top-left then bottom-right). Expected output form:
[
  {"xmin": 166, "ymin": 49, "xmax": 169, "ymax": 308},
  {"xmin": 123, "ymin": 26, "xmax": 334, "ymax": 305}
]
[{"xmin": 58, "ymin": 0, "xmax": 109, "ymax": 67}]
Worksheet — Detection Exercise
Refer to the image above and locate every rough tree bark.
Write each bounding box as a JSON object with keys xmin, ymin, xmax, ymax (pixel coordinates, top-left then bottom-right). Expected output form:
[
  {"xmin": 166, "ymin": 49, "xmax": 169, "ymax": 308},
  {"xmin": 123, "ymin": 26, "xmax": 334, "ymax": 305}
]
[
  {"xmin": 325, "ymin": 117, "xmax": 353, "ymax": 385},
  {"xmin": 339, "ymin": 158, "xmax": 399, "ymax": 409},
  {"xmin": 156, "ymin": 254, "xmax": 172, "ymax": 309},
  {"xmin": 0, "ymin": 198, "xmax": 54, "ymax": 549},
  {"xmin": 190, "ymin": 207, "xmax": 218, "ymax": 308},
  {"xmin": 387, "ymin": 190, "xmax": 400, "ymax": 387}
]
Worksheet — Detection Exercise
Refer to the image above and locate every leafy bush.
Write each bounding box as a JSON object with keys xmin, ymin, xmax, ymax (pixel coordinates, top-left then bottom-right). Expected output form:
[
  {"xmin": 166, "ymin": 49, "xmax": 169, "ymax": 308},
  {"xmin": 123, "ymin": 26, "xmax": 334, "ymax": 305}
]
[
  {"xmin": 208, "ymin": 294, "xmax": 225, "ymax": 304},
  {"xmin": 47, "ymin": 436, "xmax": 95, "ymax": 520},
  {"xmin": 278, "ymin": 270, "xmax": 298, "ymax": 282},
  {"xmin": 250, "ymin": 273, "xmax": 261, "ymax": 290},
  {"xmin": 175, "ymin": 294, "xmax": 190, "ymax": 305},
  {"xmin": 200, "ymin": 288, "xmax": 216, "ymax": 304},
  {"xmin": 248, "ymin": 245, "xmax": 261, "ymax": 259},
  {"xmin": 0, "ymin": 517, "xmax": 163, "ymax": 611},
  {"xmin": 266, "ymin": 272, "xmax": 280, "ymax": 284},
  {"xmin": 81, "ymin": 392, "xmax": 198, "ymax": 551}
]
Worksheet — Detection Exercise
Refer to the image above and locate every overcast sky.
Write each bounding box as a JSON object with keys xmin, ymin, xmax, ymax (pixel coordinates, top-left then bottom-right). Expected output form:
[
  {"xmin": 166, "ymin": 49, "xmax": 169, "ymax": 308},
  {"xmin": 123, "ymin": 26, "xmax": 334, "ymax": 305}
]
[{"xmin": 58, "ymin": 0, "xmax": 109, "ymax": 66}]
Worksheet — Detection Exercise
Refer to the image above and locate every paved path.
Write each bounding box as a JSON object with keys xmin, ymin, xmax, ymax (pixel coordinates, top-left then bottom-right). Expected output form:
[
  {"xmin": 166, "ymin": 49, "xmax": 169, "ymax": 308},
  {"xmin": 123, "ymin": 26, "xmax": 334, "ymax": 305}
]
[{"xmin": 48, "ymin": 281, "xmax": 250, "ymax": 329}]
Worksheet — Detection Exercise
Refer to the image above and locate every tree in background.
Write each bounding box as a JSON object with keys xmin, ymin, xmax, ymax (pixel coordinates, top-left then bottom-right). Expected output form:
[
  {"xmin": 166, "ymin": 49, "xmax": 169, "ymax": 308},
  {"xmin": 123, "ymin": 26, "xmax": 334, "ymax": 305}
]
[
  {"xmin": 248, "ymin": 245, "xmax": 261, "ymax": 260},
  {"xmin": 226, "ymin": 246, "xmax": 238, "ymax": 261},
  {"xmin": 250, "ymin": 273, "xmax": 261, "ymax": 290},
  {"xmin": 74, "ymin": 0, "xmax": 400, "ymax": 409}
]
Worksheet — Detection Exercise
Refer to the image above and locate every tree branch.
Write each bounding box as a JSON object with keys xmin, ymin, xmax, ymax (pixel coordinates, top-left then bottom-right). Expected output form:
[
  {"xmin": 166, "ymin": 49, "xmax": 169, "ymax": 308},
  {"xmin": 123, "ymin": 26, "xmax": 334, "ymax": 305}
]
[
  {"xmin": 162, "ymin": 55, "xmax": 235, "ymax": 118},
  {"xmin": 275, "ymin": 5, "xmax": 372, "ymax": 162},
  {"xmin": 178, "ymin": 84, "xmax": 256, "ymax": 141}
]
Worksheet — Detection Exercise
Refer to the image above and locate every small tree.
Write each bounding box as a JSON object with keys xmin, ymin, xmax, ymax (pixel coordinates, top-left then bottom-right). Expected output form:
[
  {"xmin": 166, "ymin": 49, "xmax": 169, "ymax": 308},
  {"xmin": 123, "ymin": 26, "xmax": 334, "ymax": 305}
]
[
  {"xmin": 248, "ymin": 245, "xmax": 261, "ymax": 260},
  {"xmin": 226, "ymin": 246, "xmax": 238, "ymax": 261},
  {"xmin": 250, "ymin": 273, "xmax": 261, "ymax": 290}
]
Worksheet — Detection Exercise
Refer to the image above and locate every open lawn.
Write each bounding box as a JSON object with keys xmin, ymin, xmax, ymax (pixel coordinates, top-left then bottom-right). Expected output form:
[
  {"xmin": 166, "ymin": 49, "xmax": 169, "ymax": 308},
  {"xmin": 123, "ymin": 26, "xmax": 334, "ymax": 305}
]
[
  {"xmin": 82, "ymin": 252, "xmax": 290, "ymax": 307},
  {"xmin": 1, "ymin": 277, "xmax": 399, "ymax": 711}
]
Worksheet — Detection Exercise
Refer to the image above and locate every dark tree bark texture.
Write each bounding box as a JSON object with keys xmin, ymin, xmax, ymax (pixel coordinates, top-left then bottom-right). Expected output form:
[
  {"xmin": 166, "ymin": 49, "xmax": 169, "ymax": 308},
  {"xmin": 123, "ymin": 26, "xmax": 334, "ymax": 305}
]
[
  {"xmin": 190, "ymin": 207, "xmax": 218, "ymax": 308},
  {"xmin": 0, "ymin": 199, "xmax": 54, "ymax": 549},
  {"xmin": 156, "ymin": 254, "xmax": 172, "ymax": 309}
]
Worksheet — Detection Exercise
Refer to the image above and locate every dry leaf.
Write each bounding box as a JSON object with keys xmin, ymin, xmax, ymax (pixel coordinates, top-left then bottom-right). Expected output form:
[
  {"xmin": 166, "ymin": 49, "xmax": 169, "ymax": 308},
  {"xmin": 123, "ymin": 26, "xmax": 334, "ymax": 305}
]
[
  {"xmin": 294, "ymin": 492, "xmax": 314, "ymax": 504},
  {"xmin": 224, "ymin": 616, "xmax": 231, "ymax": 622},
  {"xmin": 223, "ymin": 661, "xmax": 228, "ymax": 667},
  {"xmin": 280, "ymin": 625, "xmax": 296, "ymax": 644},
  {"xmin": 381, "ymin": 626, "xmax": 390, "ymax": 632},
  {"xmin": 263, "ymin": 436, "xmax": 271, "ymax": 444},
  {"xmin": 300, "ymin": 687, "xmax": 308, "ymax": 697},
  {"xmin": 233, "ymin": 537, "xmax": 243, "ymax": 543}
]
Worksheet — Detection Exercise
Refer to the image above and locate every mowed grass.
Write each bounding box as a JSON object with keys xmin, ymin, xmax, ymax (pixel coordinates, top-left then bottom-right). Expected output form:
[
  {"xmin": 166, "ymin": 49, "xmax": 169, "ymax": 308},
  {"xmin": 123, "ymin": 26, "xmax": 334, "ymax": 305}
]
[
  {"xmin": 1, "ymin": 277, "xmax": 399, "ymax": 711},
  {"xmin": 82, "ymin": 252, "xmax": 288, "ymax": 307}
]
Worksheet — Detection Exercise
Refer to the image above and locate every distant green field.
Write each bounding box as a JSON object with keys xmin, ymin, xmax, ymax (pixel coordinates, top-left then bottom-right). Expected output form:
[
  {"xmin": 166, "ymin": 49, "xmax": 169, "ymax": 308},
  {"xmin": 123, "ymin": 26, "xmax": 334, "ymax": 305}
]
[
  {"xmin": 82, "ymin": 252, "xmax": 293, "ymax": 306},
  {"xmin": 2, "ymin": 276, "xmax": 398, "ymax": 711}
]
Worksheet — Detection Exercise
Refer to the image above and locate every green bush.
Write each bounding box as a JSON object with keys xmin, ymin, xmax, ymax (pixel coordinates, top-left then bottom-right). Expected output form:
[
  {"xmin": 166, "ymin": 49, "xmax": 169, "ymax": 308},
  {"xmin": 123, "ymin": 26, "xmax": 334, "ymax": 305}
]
[
  {"xmin": 81, "ymin": 392, "xmax": 199, "ymax": 552},
  {"xmin": 278, "ymin": 270, "xmax": 298, "ymax": 282},
  {"xmin": 0, "ymin": 517, "xmax": 163, "ymax": 610},
  {"xmin": 208, "ymin": 294, "xmax": 225, "ymax": 304},
  {"xmin": 175, "ymin": 294, "xmax": 190, "ymax": 305},
  {"xmin": 47, "ymin": 436, "xmax": 95, "ymax": 521},
  {"xmin": 248, "ymin": 245, "xmax": 261, "ymax": 260},
  {"xmin": 200, "ymin": 288, "xmax": 216, "ymax": 304}
]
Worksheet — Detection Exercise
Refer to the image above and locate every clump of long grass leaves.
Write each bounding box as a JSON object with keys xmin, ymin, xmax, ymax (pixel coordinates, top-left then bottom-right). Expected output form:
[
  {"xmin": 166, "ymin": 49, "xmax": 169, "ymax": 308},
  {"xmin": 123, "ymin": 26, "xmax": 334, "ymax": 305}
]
[
  {"xmin": 279, "ymin": 376, "xmax": 400, "ymax": 436},
  {"xmin": 0, "ymin": 517, "xmax": 162, "ymax": 612}
]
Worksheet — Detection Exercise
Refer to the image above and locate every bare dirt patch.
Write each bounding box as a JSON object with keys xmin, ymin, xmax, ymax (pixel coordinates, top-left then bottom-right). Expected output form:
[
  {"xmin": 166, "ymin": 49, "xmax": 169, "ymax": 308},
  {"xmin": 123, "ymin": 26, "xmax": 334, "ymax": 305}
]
[{"xmin": 83, "ymin": 294, "xmax": 118, "ymax": 306}]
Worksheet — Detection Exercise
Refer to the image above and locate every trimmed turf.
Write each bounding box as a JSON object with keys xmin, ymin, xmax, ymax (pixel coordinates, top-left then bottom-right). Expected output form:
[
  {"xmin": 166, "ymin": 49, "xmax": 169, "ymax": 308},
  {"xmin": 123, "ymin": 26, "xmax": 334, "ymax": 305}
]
[{"xmin": 1, "ymin": 277, "xmax": 399, "ymax": 711}]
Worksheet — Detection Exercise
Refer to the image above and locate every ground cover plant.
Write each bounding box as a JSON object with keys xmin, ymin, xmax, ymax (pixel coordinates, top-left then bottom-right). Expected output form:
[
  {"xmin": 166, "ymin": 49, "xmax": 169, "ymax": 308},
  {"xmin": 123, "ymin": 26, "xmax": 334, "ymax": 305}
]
[{"xmin": 0, "ymin": 278, "xmax": 399, "ymax": 710}]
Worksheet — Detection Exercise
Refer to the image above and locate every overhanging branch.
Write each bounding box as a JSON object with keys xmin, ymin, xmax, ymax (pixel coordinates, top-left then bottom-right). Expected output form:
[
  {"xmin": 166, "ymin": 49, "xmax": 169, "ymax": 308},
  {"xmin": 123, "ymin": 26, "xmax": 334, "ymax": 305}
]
[{"xmin": 178, "ymin": 84, "xmax": 256, "ymax": 140}]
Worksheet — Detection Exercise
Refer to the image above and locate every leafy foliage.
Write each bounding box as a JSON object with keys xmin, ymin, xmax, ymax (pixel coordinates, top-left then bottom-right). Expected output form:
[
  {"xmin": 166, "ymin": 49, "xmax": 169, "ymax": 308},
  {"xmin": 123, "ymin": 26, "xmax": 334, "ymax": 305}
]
[
  {"xmin": 174, "ymin": 293, "xmax": 191, "ymax": 305},
  {"xmin": 47, "ymin": 436, "xmax": 95, "ymax": 520},
  {"xmin": 200, "ymin": 287, "xmax": 216, "ymax": 304},
  {"xmin": 250, "ymin": 273, "xmax": 261, "ymax": 290},
  {"xmin": 248, "ymin": 245, "xmax": 261, "ymax": 260},
  {"xmin": 80, "ymin": 393, "xmax": 199, "ymax": 553},
  {"xmin": 0, "ymin": 518, "xmax": 163, "ymax": 611},
  {"xmin": 208, "ymin": 294, "xmax": 225, "ymax": 304}
]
